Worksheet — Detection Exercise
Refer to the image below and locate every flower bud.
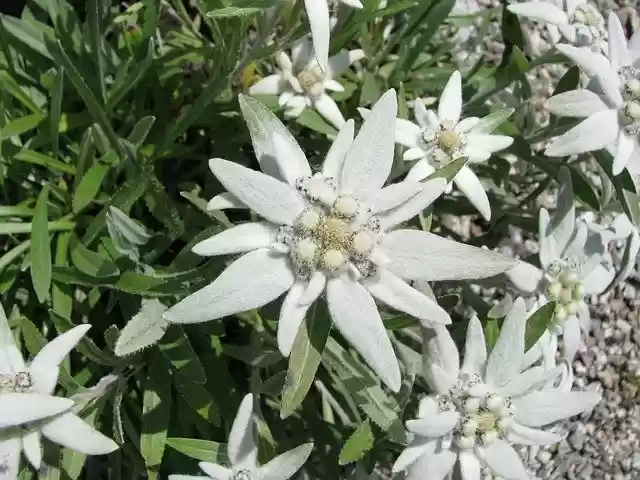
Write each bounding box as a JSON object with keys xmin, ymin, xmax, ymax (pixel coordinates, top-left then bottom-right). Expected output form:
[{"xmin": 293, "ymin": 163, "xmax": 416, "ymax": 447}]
[
  {"xmin": 547, "ymin": 281, "xmax": 562, "ymax": 299},
  {"xmin": 461, "ymin": 417, "xmax": 478, "ymax": 436},
  {"xmin": 455, "ymin": 434, "xmax": 476, "ymax": 449},
  {"xmin": 554, "ymin": 305, "xmax": 567, "ymax": 323},
  {"xmin": 485, "ymin": 394, "xmax": 504, "ymax": 412},
  {"xmin": 566, "ymin": 301, "xmax": 579, "ymax": 315},
  {"xmin": 625, "ymin": 78, "xmax": 640, "ymax": 96},
  {"xmin": 625, "ymin": 101, "xmax": 640, "ymax": 120},
  {"xmin": 463, "ymin": 397, "xmax": 482, "ymax": 413},
  {"xmin": 480, "ymin": 429, "xmax": 498, "ymax": 445},
  {"xmin": 573, "ymin": 283, "xmax": 586, "ymax": 299}
]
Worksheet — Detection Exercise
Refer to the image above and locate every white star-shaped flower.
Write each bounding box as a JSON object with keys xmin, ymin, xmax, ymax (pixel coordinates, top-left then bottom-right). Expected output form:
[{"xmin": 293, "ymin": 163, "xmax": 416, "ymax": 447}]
[
  {"xmin": 250, "ymin": 39, "xmax": 364, "ymax": 129},
  {"xmin": 507, "ymin": 0, "xmax": 608, "ymax": 52},
  {"xmin": 393, "ymin": 298, "xmax": 601, "ymax": 480},
  {"xmin": 506, "ymin": 169, "xmax": 614, "ymax": 360},
  {"xmin": 545, "ymin": 14, "xmax": 640, "ymax": 175},
  {"xmin": 0, "ymin": 306, "xmax": 117, "ymax": 476},
  {"xmin": 390, "ymin": 71, "xmax": 514, "ymax": 221},
  {"xmin": 302, "ymin": 0, "xmax": 363, "ymax": 70},
  {"xmin": 0, "ymin": 305, "xmax": 74, "ymax": 431},
  {"xmin": 164, "ymin": 91, "xmax": 517, "ymax": 392},
  {"xmin": 169, "ymin": 394, "xmax": 313, "ymax": 480}
]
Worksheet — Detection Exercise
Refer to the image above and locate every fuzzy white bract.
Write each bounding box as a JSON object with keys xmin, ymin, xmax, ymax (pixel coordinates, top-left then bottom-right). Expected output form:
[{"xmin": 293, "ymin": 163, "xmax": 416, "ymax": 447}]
[
  {"xmin": 169, "ymin": 394, "xmax": 313, "ymax": 480},
  {"xmin": 507, "ymin": 0, "xmax": 607, "ymax": 52},
  {"xmin": 545, "ymin": 14, "xmax": 640, "ymax": 175},
  {"xmin": 506, "ymin": 169, "xmax": 614, "ymax": 360},
  {"xmin": 163, "ymin": 91, "xmax": 517, "ymax": 392},
  {"xmin": 0, "ymin": 304, "xmax": 117, "ymax": 476},
  {"xmin": 393, "ymin": 298, "xmax": 601, "ymax": 480},
  {"xmin": 391, "ymin": 71, "xmax": 514, "ymax": 220},
  {"xmin": 249, "ymin": 39, "xmax": 364, "ymax": 129},
  {"xmin": 302, "ymin": 0, "xmax": 362, "ymax": 70}
]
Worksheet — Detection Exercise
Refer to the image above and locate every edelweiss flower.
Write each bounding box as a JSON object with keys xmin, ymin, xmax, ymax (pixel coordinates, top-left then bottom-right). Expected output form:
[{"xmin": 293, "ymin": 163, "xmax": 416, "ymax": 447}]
[
  {"xmin": 545, "ymin": 14, "xmax": 640, "ymax": 175},
  {"xmin": 302, "ymin": 0, "xmax": 362, "ymax": 70},
  {"xmin": 0, "ymin": 305, "xmax": 74, "ymax": 430},
  {"xmin": 0, "ymin": 307, "xmax": 117, "ymax": 476},
  {"xmin": 390, "ymin": 71, "xmax": 514, "ymax": 220},
  {"xmin": 164, "ymin": 91, "xmax": 517, "ymax": 391},
  {"xmin": 170, "ymin": 394, "xmax": 313, "ymax": 480},
  {"xmin": 506, "ymin": 170, "xmax": 614, "ymax": 359},
  {"xmin": 249, "ymin": 39, "xmax": 364, "ymax": 129},
  {"xmin": 507, "ymin": 0, "xmax": 608, "ymax": 52},
  {"xmin": 393, "ymin": 298, "xmax": 601, "ymax": 480}
]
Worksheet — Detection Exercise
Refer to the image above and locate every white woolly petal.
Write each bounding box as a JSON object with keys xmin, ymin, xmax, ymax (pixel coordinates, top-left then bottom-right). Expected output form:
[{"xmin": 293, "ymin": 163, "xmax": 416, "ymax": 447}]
[
  {"xmin": 326, "ymin": 275, "xmax": 401, "ymax": 392},
  {"xmin": 208, "ymin": 158, "xmax": 306, "ymax": 226},
  {"xmin": 438, "ymin": 71, "xmax": 462, "ymax": 123},
  {"xmin": 485, "ymin": 298, "xmax": 527, "ymax": 387},
  {"xmin": 340, "ymin": 90, "xmax": 397, "ymax": 199},
  {"xmin": 163, "ymin": 250, "xmax": 294, "ymax": 324},
  {"xmin": 192, "ymin": 222, "xmax": 277, "ymax": 257},
  {"xmin": 513, "ymin": 391, "xmax": 602, "ymax": 427},
  {"xmin": 381, "ymin": 229, "xmax": 517, "ymax": 281},
  {"xmin": 545, "ymin": 109, "xmax": 619, "ymax": 157}
]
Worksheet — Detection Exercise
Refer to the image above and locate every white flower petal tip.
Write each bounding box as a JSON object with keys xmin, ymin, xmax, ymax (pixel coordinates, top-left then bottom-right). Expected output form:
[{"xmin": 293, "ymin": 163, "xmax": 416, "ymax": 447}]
[
  {"xmin": 258, "ymin": 442, "xmax": 314, "ymax": 480},
  {"xmin": 32, "ymin": 324, "xmax": 91, "ymax": 370},
  {"xmin": 438, "ymin": 70, "xmax": 462, "ymax": 123},
  {"xmin": 41, "ymin": 412, "xmax": 119, "ymax": 455},
  {"xmin": 206, "ymin": 192, "xmax": 246, "ymax": 211}
]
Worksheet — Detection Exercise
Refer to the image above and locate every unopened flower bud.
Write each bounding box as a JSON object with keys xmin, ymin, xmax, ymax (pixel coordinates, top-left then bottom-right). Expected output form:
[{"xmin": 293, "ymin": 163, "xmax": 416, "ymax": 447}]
[
  {"xmin": 573, "ymin": 283, "xmax": 586, "ymax": 299},
  {"xmin": 625, "ymin": 101, "xmax": 640, "ymax": 120},
  {"xmin": 547, "ymin": 281, "xmax": 562, "ymax": 300},
  {"xmin": 463, "ymin": 397, "xmax": 482, "ymax": 413},
  {"xmin": 485, "ymin": 394, "xmax": 504, "ymax": 412},
  {"xmin": 480, "ymin": 429, "xmax": 498, "ymax": 445},
  {"xmin": 455, "ymin": 434, "xmax": 476, "ymax": 449}
]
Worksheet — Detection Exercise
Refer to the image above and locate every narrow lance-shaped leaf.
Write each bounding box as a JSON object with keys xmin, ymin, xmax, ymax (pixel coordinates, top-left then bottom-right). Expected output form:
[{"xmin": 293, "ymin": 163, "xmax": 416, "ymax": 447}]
[
  {"xmin": 31, "ymin": 185, "xmax": 52, "ymax": 303},
  {"xmin": 281, "ymin": 302, "xmax": 332, "ymax": 419},
  {"xmin": 339, "ymin": 419, "xmax": 374, "ymax": 465},
  {"xmin": 115, "ymin": 299, "xmax": 169, "ymax": 357},
  {"xmin": 141, "ymin": 354, "xmax": 172, "ymax": 471},
  {"xmin": 524, "ymin": 301, "xmax": 556, "ymax": 351}
]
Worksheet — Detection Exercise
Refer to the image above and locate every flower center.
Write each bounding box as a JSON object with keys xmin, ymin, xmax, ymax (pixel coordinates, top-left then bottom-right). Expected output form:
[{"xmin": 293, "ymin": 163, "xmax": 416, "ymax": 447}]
[
  {"xmin": 232, "ymin": 470, "xmax": 252, "ymax": 480},
  {"xmin": 569, "ymin": 4, "xmax": 606, "ymax": 48},
  {"xmin": 545, "ymin": 257, "xmax": 584, "ymax": 325},
  {"xmin": 619, "ymin": 67, "xmax": 640, "ymax": 135},
  {"xmin": 297, "ymin": 68, "xmax": 325, "ymax": 99},
  {"xmin": 421, "ymin": 123, "xmax": 466, "ymax": 165},
  {"xmin": 288, "ymin": 174, "xmax": 380, "ymax": 279},
  {"xmin": 436, "ymin": 374, "xmax": 515, "ymax": 450},
  {"xmin": 0, "ymin": 371, "xmax": 33, "ymax": 393}
]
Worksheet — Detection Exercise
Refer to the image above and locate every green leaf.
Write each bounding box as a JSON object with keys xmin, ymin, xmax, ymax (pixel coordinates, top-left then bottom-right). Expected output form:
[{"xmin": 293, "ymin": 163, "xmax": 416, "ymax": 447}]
[
  {"xmin": 50, "ymin": 68, "xmax": 64, "ymax": 158},
  {"xmin": 72, "ymin": 160, "xmax": 112, "ymax": 213},
  {"xmin": 69, "ymin": 234, "xmax": 120, "ymax": 278},
  {"xmin": 484, "ymin": 317, "xmax": 500, "ymax": 352},
  {"xmin": 280, "ymin": 303, "xmax": 332, "ymax": 419},
  {"xmin": 592, "ymin": 150, "xmax": 640, "ymax": 226},
  {"xmin": 0, "ymin": 71, "xmax": 42, "ymax": 114},
  {"xmin": 48, "ymin": 40, "xmax": 121, "ymax": 156},
  {"xmin": 159, "ymin": 327, "xmax": 207, "ymax": 384},
  {"xmin": 426, "ymin": 156, "xmax": 468, "ymax": 183},
  {"xmin": 1, "ymin": 113, "xmax": 45, "ymax": 139},
  {"xmin": 295, "ymin": 109, "xmax": 338, "ymax": 137},
  {"xmin": 115, "ymin": 299, "xmax": 169, "ymax": 357},
  {"xmin": 31, "ymin": 186, "xmax": 52, "ymax": 303},
  {"xmin": 141, "ymin": 355, "xmax": 172, "ymax": 470},
  {"xmin": 567, "ymin": 165, "xmax": 600, "ymax": 211},
  {"xmin": 339, "ymin": 419, "xmax": 374, "ymax": 465},
  {"xmin": 202, "ymin": 0, "xmax": 273, "ymax": 18},
  {"xmin": 552, "ymin": 66, "xmax": 580, "ymax": 96},
  {"xmin": 525, "ymin": 301, "xmax": 556, "ymax": 351},
  {"xmin": 127, "ymin": 116, "xmax": 156, "ymax": 147},
  {"xmin": 165, "ymin": 438, "xmax": 228, "ymax": 462}
]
